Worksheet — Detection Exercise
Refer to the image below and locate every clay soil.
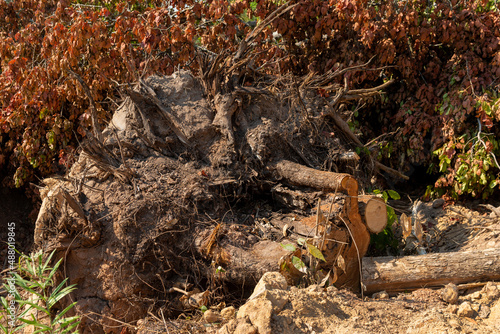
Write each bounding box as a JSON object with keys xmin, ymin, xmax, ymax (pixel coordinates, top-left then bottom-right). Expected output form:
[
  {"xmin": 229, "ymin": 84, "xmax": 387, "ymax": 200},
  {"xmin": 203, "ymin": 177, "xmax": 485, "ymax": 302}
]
[{"xmin": 2, "ymin": 70, "xmax": 500, "ymax": 334}]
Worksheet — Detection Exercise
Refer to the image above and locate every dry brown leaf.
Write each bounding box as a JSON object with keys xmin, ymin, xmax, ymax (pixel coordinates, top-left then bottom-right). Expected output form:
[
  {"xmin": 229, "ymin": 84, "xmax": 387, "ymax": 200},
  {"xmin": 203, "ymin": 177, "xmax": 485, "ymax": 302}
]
[
  {"xmin": 401, "ymin": 213, "xmax": 412, "ymax": 240},
  {"xmin": 180, "ymin": 290, "xmax": 209, "ymax": 310},
  {"xmin": 337, "ymin": 254, "xmax": 346, "ymax": 272},
  {"xmin": 330, "ymin": 267, "xmax": 338, "ymax": 284},
  {"xmin": 318, "ymin": 270, "xmax": 330, "ymax": 287},
  {"xmin": 414, "ymin": 219, "xmax": 423, "ymax": 243}
]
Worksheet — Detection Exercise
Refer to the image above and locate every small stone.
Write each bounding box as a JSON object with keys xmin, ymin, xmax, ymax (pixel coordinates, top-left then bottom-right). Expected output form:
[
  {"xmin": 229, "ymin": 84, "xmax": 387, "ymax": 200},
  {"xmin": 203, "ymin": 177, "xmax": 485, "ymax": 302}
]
[
  {"xmin": 471, "ymin": 291, "xmax": 482, "ymax": 300},
  {"xmin": 326, "ymin": 286, "xmax": 337, "ymax": 294},
  {"xmin": 248, "ymin": 272, "xmax": 287, "ymax": 301},
  {"xmin": 457, "ymin": 302, "xmax": 475, "ymax": 318},
  {"xmin": 237, "ymin": 298, "xmax": 273, "ymax": 334},
  {"xmin": 471, "ymin": 303, "xmax": 480, "ymax": 313},
  {"xmin": 203, "ymin": 309, "xmax": 221, "ymax": 323},
  {"xmin": 441, "ymin": 283, "xmax": 459, "ymax": 304},
  {"xmin": 478, "ymin": 305, "xmax": 491, "ymax": 319},
  {"xmin": 263, "ymin": 290, "xmax": 289, "ymax": 313},
  {"xmin": 220, "ymin": 306, "xmax": 236, "ymax": 320},
  {"xmin": 306, "ymin": 284, "xmax": 321, "ymax": 293},
  {"xmin": 483, "ymin": 282, "xmax": 500, "ymax": 301},
  {"xmin": 448, "ymin": 318, "xmax": 461, "ymax": 330},
  {"xmin": 432, "ymin": 198, "xmax": 445, "ymax": 208},
  {"xmin": 372, "ymin": 290, "xmax": 389, "ymax": 299},
  {"xmin": 234, "ymin": 321, "xmax": 258, "ymax": 334},
  {"xmin": 447, "ymin": 304, "xmax": 458, "ymax": 314},
  {"xmin": 218, "ymin": 319, "xmax": 237, "ymax": 334}
]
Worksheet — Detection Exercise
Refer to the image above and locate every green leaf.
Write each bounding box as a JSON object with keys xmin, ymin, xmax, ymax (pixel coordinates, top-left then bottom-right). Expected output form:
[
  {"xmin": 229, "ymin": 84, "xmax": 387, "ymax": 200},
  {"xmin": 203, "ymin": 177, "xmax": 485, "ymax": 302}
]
[
  {"xmin": 382, "ymin": 191, "xmax": 389, "ymax": 202},
  {"xmin": 46, "ymin": 259, "xmax": 63, "ymax": 282},
  {"xmin": 59, "ymin": 320, "xmax": 80, "ymax": 334},
  {"xmin": 387, "ymin": 190, "xmax": 400, "ymax": 200},
  {"xmin": 280, "ymin": 243, "xmax": 296, "ymax": 252},
  {"xmin": 291, "ymin": 256, "xmax": 307, "ymax": 274},
  {"xmin": 52, "ymin": 302, "xmax": 79, "ymax": 324},
  {"xmin": 296, "ymin": 238, "xmax": 306, "ymax": 246},
  {"xmin": 480, "ymin": 172, "xmax": 488, "ymax": 185},
  {"xmin": 200, "ymin": 305, "xmax": 208, "ymax": 313},
  {"xmin": 386, "ymin": 206, "xmax": 396, "ymax": 227},
  {"xmin": 19, "ymin": 317, "xmax": 52, "ymax": 330},
  {"xmin": 47, "ymin": 282, "xmax": 77, "ymax": 309},
  {"xmin": 305, "ymin": 243, "xmax": 326, "ymax": 262},
  {"xmin": 17, "ymin": 300, "xmax": 50, "ymax": 315}
]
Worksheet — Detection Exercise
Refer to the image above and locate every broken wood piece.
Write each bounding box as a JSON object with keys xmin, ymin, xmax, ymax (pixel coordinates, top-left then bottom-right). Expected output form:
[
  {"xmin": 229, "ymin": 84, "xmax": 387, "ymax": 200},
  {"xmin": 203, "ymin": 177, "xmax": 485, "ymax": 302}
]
[
  {"xmin": 273, "ymin": 159, "xmax": 371, "ymax": 291},
  {"xmin": 362, "ymin": 248, "xmax": 500, "ymax": 294},
  {"xmin": 358, "ymin": 195, "xmax": 387, "ymax": 233}
]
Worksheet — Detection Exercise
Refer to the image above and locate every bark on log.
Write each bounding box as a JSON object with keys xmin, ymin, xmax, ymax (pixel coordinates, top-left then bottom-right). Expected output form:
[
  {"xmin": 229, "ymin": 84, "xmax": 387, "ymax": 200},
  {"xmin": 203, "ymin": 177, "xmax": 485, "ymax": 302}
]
[
  {"xmin": 273, "ymin": 159, "xmax": 358, "ymax": 195},
  {"xmin": 362, "ymin": 248, "xmax": 500, "ymax": 294},
  {"xmin": 358, "ymin": 196, "xmax": 387, "ymax": 233}
]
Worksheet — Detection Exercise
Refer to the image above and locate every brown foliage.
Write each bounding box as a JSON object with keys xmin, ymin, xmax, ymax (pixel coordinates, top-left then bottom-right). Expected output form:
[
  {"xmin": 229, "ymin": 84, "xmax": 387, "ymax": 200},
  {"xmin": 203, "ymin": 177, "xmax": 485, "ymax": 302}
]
[{"xmin": 0, "ymin": 0, "xmax": 499, "ymax": 195}]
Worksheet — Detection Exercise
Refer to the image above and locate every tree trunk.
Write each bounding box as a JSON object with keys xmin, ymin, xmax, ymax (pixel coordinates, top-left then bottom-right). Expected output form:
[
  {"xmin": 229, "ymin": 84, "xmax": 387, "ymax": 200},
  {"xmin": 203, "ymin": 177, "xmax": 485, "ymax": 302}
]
[{"xmin": 362, "ymin": 248, "xmax": 500, "ymax": 294}]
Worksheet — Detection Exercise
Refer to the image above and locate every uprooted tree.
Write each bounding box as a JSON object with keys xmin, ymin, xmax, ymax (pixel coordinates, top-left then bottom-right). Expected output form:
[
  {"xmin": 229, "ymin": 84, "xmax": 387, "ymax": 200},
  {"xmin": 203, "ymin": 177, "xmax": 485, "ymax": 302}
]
[{"xmin": 31, "ymin": 4, "xmax": 401, "ymax": 331}]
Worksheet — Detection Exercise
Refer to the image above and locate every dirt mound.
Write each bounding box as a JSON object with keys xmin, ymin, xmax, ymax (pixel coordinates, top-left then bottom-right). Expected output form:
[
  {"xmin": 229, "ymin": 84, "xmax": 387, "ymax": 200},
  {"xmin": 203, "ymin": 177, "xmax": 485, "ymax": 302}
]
[{"xmin": 213, "ymin": 274, "xmax": 500, "ymax": 334}]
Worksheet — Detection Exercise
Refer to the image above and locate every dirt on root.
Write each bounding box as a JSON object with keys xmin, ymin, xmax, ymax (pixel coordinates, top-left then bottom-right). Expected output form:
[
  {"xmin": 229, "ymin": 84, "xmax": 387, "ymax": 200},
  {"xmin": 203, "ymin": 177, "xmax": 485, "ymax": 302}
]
[{"xmin": 21, "ymin": 68, "xmax": 500, "ymax": 334}]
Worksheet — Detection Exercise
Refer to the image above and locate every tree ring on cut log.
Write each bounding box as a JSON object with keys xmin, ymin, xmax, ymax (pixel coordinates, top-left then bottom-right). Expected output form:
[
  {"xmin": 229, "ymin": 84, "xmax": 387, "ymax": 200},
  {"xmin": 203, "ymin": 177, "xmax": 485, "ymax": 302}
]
[{"xmin": 358, "ymin": 196, "xmax": 387, "ymax": 234}]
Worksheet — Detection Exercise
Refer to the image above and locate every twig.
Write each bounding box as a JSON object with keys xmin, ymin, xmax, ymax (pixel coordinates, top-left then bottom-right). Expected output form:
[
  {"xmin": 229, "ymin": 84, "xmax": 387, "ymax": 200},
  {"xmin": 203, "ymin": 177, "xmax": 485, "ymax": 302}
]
[
  {"xmin": 472, "ymin": 119, "xmax": 500, "ymax": 169},
  {"xmin": 234, "ymin": 2, "xmax": 298, "ymax": 61}
]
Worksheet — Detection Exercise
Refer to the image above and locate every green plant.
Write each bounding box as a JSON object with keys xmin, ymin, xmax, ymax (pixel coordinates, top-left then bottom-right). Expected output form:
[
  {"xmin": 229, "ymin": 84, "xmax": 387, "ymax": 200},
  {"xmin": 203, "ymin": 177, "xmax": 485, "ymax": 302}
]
[
  {"xmin": 1, "ymin": 250, "xmax": 80, "ymax": 334},
  {"xmin": 280, "ymin": 237, "xmax": 326, "ymax": 277},
  {"xmin": 431, "ymin": 125, "xmax": 500, "ymax": 199}
]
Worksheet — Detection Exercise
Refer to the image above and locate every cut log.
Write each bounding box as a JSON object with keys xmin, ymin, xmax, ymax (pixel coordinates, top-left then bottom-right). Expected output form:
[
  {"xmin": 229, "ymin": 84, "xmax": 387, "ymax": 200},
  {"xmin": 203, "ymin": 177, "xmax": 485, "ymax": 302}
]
[
  {"xmin": 362, "ymin": 248, "xmax": 500, "ymax": 294},
  {"xmin": 358, "ymin": 196, "xmax": 387, "ymax": 233},
  {"xmin": 273, "ymin": 160, "xmax": 358, "ymax": 198}
]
